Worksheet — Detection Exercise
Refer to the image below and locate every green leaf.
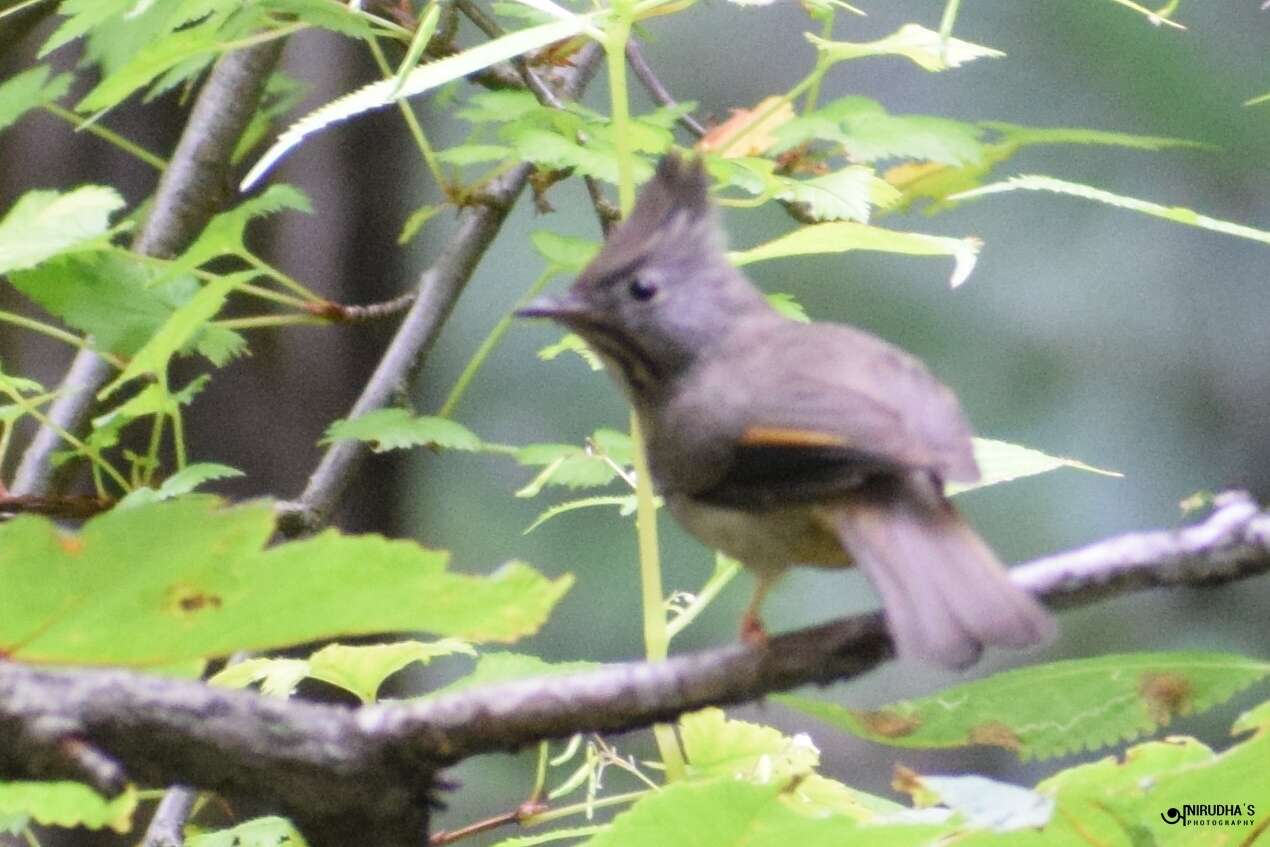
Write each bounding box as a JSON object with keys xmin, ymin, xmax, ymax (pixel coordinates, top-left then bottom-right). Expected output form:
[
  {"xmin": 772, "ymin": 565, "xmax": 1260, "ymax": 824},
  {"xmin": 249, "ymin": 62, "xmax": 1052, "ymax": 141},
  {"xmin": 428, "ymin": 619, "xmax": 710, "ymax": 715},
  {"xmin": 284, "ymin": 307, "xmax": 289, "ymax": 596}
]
[
  {"xmin": 680, "ymin": 708, "xmax": 819, "ymax": 782},
  {"xmin": 0, "ymin": 66, "xmax": 72, "ymax": 134},
  {"xmin": 982, "ymin": 122, "xmax": 1211, "ymax": 153},
  {"xmin": 538, "ymin": 333, "xmax": 603, "ymax": 371},
  {"xmin": 1036, "ymin": 703, "xmax": 1270, "ymax": 845},
  {"xmin": 397, "ymin": 204, "xmax": 444, "ymax": 245},
  {"xmin": 0, "ymin": 783, "xmax": 137, "ymax": 834},
  {"xmin": 531, "ymin": 230, "xmax": 600, "ymax": 272},
  {"xmin": 187, "ymin": 816, "xmax": 309, "ymax": 847},
  {"xmin": 321, "ymin": 408, "xmax": 483, "ymax": 453},
  {"xmin": 175, "ymin": 184, "xmax": 313, "ymax": 272},
  {"xmin": 947, "ymin": 438, "xmax": 1122, "ymax": 495},
  {"xmin": 435, "ymin": 144, "xmax": 515, "ymax": 166},
  {"xmin": 775, "ymin": 98, "xmax": 985, "ymax": 166},
  {"xmin": 98, "ymin": 270, "xmax": 250, "ymax": 399},
  {"xmin": 1104, "ymin": 0, "xmax": 1185, "ymax": 29},
  {"xmin": 776, "ymin": 167, "xmax": 898, "ymax": 223},
  {"xmin": 582, "ymin": 778, "xmax": 944, "ymax": 847},
  {"xmin": 456, "ymin": 89, "xmax": 543, "ymax": 124},
  {"xmin": 765, "ymin": 293, "xmax": 810, "ymax": 323},
  {"xmin": 777, "ymin": 652, "xmax": 1270, "ymax": 760},
  {"xmin": 8, "ymin": 253, "xmax": 240, "ymax": 360},
  {"xmin": 808, "ymin": 24, "xmax": 1005, "ymax": 72},
  {"xmin": 953, "ymin": 174, "xmax": 1270, "ymax": 246},
  {"xmin": 0, "ymin": 498, "xmax": 573, "ymax": 666},
  {"xmin": 514, "ymin": 430, "xmax": 632, "ymax": 497},
  {"xmin": 242, "ymin": 16, "xmax": 601, "ymax": 190},
  {"xmin": 729, "ymin": 221, "xmax": 981, "ymax": 288},
  {"xmin": 524, "ymin": 494, "xmax": 638, "ymax": 534},
  {"xmin": 0, "ymin": 186, "xmax": 125, "ymax": 274},
  {"xmin": 116, "ymin": 463, "xmax": 244, "ymax": 508},
  {"xmin": 76, "ymin": 20, "xmax": 222, "ymax": 115},
  {"xmin": 210, "ymin": 657, "xmax": 311, "ymax": 698},
  {"xmin": 421, "ymin": 652, "xmax": 600, "ymax": 700},
  {"xmin": 211, "ymin": 638, "xmax": 476, "ymax": 703}
]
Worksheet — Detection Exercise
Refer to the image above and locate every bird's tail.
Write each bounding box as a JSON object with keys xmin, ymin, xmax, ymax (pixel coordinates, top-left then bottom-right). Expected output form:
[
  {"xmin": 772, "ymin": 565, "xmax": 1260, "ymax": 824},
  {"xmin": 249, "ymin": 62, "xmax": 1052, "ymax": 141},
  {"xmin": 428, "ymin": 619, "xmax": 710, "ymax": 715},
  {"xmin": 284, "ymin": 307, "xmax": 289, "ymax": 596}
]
[{"xmin": 824, "ymin": 475, "xmax": 1056, "ymax": 668}]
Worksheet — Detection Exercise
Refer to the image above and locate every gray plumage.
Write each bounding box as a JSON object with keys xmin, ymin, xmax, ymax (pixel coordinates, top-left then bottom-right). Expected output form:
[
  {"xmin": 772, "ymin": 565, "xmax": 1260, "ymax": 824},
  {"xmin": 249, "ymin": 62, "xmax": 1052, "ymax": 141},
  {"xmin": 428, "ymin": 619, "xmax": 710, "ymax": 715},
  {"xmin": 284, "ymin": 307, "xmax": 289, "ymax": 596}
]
[{"xmin": 519, "ymin": 154, "xmax": 1056, "ymax": 667}]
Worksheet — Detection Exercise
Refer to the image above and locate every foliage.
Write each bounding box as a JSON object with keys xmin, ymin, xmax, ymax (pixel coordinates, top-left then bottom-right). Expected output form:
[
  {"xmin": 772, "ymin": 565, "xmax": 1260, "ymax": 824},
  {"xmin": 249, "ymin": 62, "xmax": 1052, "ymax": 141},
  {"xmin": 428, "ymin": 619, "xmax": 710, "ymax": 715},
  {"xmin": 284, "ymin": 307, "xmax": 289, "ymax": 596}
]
[{"xmin": 0, "ymin": 0, "xmax": 1265, "ymax": 845}]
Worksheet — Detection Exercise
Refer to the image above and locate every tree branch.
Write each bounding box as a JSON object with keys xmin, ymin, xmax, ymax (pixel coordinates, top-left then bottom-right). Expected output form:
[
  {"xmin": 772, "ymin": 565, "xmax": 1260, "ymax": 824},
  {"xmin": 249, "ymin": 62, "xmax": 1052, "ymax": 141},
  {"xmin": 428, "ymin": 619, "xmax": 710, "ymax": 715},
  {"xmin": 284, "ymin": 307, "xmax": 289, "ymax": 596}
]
[
  {"xmin": 2, "ymin": 492, "xmax": 1268, "ymax": 841},
  {"xmin": 277, "ymin": 43, "xmax": 604, "ymax": 536},
  {"xmin": 10, "ymin": 41, "xmax": 287, "ymax": 498}
]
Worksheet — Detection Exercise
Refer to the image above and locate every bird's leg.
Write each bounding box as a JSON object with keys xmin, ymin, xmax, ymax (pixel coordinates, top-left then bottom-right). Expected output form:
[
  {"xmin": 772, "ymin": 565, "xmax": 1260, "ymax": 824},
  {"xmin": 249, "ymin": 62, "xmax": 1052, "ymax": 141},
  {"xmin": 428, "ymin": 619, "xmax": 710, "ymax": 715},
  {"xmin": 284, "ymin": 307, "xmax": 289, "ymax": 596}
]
[{"xmin": 740, "ymin": 570, "xmax": 776, "ymax": 647}]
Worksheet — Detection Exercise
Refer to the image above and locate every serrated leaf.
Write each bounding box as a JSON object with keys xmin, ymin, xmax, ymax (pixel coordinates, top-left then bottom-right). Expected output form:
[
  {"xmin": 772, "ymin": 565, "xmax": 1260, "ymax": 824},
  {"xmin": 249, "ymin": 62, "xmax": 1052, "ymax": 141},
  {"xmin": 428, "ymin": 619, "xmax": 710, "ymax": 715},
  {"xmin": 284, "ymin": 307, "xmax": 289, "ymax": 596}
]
[
  {"xmin": 514, "ymin": 431, "xmax": 631, "ymax": 497},
  {"xmin": 524, "ymin": 495, "xmax": 638, "ymax": 533},
  {"xmin": 776, "ymin": 167, "xmax": 897, "ymax": 223},
  {"xmin": 982, "ymin": 122, "xmax": 1210, "ymax": 153},
  {"xmin": 0, "ymin": 186, "xmax": 125, "ymax": 274},
  {"xmin": 421, "ymin": 652, "xmax": 600, "ymax": 700},
  {"xmin": 99, "ymin": 270, "xmax": 251, "ymax": 399},
  {"xmin": 947, "ymin": 438, "xmax": 1121, "ymax": 495},
  {"xmin": 210, "ymin": 656, "xmax": 310, "ymax": 698},
  {"xmin": 809, "ymin": 24, "xmax": 1005, "ymax": 72},
  {"xmin": 765, "ymin": 293, "xmax": 810, "ymax": 323},
  {"xmin": 680, "ymin": 708, "xmax": 820, "ymax": 782},
  {"xmin": 116, "ymin": 463, "xmax": 244, "ymax": 508},
  {"xmin": 187, "ymin": 817, "xmax": 308, "ymax": 847},
  {"xmin": 0, "ymin": 66, "xmax": 72, "ymax": 134},
  {"xmin": 775, "ymin": 98, "xmax": 985, "ymax": 166},
  {"xmin": 954, "ymin": 174, "xmax": 1270, "ymax": 246},
  {"xmin": 76, "ymin": 20, "xmax": 221, "ymax": 115},
  {"xmin": 456, "ymin": 89, "xmax": 542, "ymax": 123},
  {"xmin": 777, "ymin": 652, "xmax": 1270, "ymax": 761},
  {"xmin": 697, "ymin": 96, "xmax": 796, "ymax": 158},
  {"xmin": 531, "ymin": 230, "xmax": 600, "ymax": 272},
  {"xmin": 321, "ymin": 408, "xmax": 483, "ymax": 453},
  {"xmin": 729, "ymin": 221, "xmax": 981, "ymax": 288},
  {"xmin": 397, "ymin": 204, "xmax": 443, "ymax": 245},
  {"xmin": 212, "ymin": 639, "xmax": 476, "ymax": 702},
  {"xmin": 7, "ymin": 253, "xmax": 237, "ymax": 360},
  {"xmin": 582, "ymin": 778, "xmax": 946, "ymax": 847},
  {"xmin": 242, "ymin": 16, "xmax": 599, "ymax": 190},
  {"xmin": 175, "ymin": 184, "xmax": 313, "ymax": 272},
  {"xmin": 0, "ymin": 783, "xmax": 137, "ymax": 834},
  {"xmin": 0, "ymin": 498, "xmax": 572, "ymax": 666}
]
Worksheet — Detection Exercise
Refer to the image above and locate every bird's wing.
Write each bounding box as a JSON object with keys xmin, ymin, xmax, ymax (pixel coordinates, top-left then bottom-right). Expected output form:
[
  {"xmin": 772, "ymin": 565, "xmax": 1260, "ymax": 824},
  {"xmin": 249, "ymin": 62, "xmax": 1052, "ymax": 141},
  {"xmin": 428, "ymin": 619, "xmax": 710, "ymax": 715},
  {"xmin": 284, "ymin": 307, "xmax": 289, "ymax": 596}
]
[{"xmin": 682, "ymin": 322, "xmax": 979, "ymax": 509}]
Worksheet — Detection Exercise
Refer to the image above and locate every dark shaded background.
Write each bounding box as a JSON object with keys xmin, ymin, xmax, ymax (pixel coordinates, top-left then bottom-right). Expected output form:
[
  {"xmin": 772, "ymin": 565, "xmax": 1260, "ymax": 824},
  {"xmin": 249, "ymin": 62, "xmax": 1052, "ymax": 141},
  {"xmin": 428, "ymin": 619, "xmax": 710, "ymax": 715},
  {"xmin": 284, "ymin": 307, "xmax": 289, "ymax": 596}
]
[{"xmin": 2, "ymin": 0, "xmax": 1269, "ymax": 842}]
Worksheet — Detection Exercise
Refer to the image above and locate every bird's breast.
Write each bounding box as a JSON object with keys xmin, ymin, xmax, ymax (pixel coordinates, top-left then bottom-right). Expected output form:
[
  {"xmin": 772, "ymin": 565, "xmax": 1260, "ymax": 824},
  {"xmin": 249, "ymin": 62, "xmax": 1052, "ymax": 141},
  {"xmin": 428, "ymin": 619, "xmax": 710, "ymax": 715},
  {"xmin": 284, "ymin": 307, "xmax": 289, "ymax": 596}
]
[{"xmin": 666, "ymin": 493, "xmax": 851, "ymax": 570}]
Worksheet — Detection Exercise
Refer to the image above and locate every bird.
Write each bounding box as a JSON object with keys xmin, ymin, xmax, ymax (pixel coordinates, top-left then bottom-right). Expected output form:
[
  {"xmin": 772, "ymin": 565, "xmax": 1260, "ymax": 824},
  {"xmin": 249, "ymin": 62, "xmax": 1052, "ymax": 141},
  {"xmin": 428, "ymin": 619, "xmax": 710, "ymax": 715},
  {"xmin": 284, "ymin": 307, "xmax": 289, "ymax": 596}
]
[{"xmin": 517, "ymin": 153, "xmax": 1056, "ymax": 668}]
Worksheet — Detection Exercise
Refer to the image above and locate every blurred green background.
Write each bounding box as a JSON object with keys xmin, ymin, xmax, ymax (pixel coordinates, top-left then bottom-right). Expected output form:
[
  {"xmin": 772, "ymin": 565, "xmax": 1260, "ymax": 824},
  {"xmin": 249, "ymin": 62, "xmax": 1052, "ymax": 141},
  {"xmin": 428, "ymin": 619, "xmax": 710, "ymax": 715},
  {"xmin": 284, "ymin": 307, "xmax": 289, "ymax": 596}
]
[{"xmin": 2, "ymin": 0, "xmax": 1268, "ymax": 840}]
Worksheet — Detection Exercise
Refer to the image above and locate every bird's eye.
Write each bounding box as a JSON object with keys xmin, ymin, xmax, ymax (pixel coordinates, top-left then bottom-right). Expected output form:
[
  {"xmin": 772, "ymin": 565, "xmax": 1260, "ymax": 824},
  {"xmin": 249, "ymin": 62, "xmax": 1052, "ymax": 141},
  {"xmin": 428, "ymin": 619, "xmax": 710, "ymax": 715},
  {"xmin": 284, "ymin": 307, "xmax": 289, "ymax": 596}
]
[{"xmin": 627, "ymin": 277, "xmax": 658, "ymax": 302}]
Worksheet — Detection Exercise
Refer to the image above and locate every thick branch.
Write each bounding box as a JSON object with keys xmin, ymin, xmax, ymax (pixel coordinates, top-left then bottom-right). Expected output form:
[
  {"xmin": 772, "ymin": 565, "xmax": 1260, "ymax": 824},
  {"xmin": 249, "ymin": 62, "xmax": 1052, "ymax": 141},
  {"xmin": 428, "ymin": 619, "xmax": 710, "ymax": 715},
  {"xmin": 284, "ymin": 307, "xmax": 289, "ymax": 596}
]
[
  {"xmin": 10, "ymin": 42, "xmax": 287, "ymax": 497},
  {"xmin": 1, "ymin": 492, "xmax": 1267, "ymax": 838},
  {"xmin": 278, "ymin": 44, "xmax": 603, "ymax": 535}
]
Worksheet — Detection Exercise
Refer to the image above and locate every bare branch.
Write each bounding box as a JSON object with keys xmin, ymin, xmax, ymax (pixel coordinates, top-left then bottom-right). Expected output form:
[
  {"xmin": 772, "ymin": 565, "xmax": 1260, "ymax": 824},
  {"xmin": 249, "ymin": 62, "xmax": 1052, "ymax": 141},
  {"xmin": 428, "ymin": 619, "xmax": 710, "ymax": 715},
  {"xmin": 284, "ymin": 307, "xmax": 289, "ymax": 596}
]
[
  {"xmin": 2, "ymin": 492, "xmax": 1268, "ymax": 842},
  {"xmin": 280, "ymin": 44, "xmax": 604, "ymax": 535},
  {"xmin": 625, "ymin": 42, "xmax": 707, "ymax": 138},
  {"xmin": 10, "ymin": 41, "xmax": 287, "ymax": 498}
]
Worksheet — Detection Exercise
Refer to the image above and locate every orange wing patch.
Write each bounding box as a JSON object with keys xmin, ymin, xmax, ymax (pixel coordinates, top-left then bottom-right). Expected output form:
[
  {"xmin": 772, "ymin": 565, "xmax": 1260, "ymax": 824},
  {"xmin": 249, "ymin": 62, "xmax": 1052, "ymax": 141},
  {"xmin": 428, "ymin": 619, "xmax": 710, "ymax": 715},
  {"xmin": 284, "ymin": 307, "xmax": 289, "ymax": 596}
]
[{"xmin": 739, "ymin": 426, "xmax": 848, "ymax": 449}]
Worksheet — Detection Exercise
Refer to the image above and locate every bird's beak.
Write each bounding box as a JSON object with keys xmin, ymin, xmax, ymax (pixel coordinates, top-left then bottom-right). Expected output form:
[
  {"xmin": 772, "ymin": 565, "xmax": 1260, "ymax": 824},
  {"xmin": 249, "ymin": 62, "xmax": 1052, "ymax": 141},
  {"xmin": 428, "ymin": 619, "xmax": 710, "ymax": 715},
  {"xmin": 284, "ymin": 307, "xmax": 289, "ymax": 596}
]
[{"xmin": 515, "ymin": 291, "xmax": 587, "ymax": 322}]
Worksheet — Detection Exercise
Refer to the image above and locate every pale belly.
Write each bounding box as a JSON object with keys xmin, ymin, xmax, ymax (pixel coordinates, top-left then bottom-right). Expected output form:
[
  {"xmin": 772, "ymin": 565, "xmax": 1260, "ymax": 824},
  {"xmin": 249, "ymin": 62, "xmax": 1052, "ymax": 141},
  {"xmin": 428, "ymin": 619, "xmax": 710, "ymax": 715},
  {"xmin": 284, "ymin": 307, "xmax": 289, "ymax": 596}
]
[{"xmin": 666, "ymin": 494, "xmax": 853, "ymax": 573}]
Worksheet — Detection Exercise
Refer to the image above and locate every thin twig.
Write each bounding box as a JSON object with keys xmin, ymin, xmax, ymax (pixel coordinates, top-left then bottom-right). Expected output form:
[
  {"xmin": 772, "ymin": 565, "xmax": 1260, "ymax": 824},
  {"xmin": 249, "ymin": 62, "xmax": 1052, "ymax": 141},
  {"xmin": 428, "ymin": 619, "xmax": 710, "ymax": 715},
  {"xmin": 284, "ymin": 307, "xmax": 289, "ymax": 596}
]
[{"xmin": 625, "ymin": 41, "xmax": 706, "ymax": 138}]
